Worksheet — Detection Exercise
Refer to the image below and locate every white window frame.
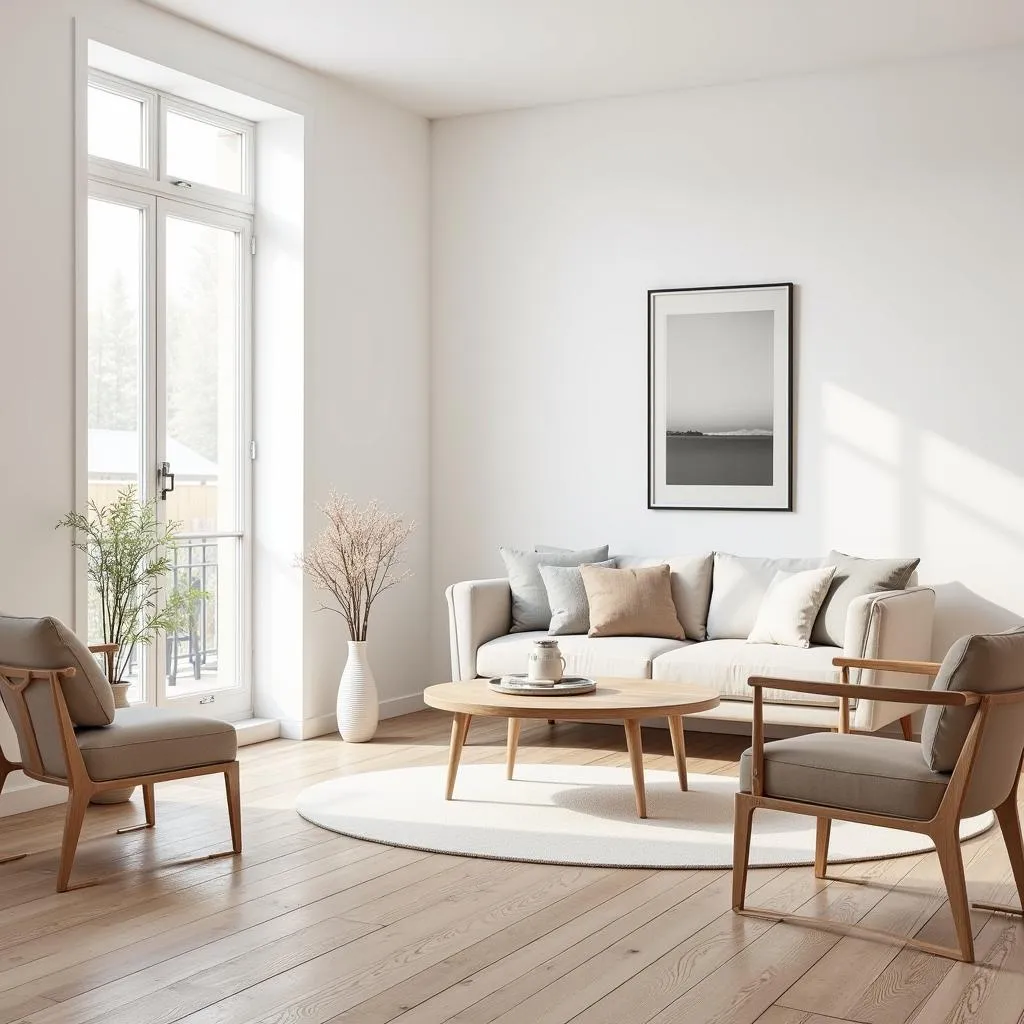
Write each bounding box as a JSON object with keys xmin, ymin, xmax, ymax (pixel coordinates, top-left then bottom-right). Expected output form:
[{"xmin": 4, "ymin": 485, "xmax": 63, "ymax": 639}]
[
  {"xmin": 87, "ymin": 69, "xmax": 158, "ymax": 182},
  {"xmin": 88, "ymin": 70, "xmax": 255, "ymax": 216},
  {"xmin": 85, "ymin": 69, "xmax": 256, "ymax": 721}
]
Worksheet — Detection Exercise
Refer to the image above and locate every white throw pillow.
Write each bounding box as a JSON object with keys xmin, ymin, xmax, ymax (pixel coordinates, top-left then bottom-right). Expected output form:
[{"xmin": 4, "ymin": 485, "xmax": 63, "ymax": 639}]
[{"xmin": 747, "ymin": 566, "xmax": 837, "ymax": 648}]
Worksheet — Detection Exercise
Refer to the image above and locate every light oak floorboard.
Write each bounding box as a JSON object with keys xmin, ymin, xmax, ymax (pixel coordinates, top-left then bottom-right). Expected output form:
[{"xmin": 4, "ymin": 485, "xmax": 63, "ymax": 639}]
[{"xmin": 0, "ymin": 711, "xmax": 1018, "ymax": 1024}]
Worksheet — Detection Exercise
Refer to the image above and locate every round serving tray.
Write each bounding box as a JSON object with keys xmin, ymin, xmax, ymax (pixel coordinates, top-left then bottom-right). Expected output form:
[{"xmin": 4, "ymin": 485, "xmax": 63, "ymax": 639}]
[{"xmin": 488, "ymin": 675, "xmax": 597, "ymax": 697}]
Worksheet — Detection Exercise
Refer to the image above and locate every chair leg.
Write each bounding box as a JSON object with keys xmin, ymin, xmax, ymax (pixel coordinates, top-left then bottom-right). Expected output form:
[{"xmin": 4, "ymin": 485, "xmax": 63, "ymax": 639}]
[
  {"xmin": 899, "ymin": 715, "xmax": 914, "ymax": 741},
  {"xmin": 934, "ymin": 825, "xmax": 975, "ymax": 962},
  {"xmin": 732, "ymin": 794, "xmax": 755, "ymax": 911},
  {"xmin": 0, "ymin": 756, "xmax": 28, "ymax": 865},
  {"xmin": 56, "ymin": 787, "xmax": 90, "ymax": 893},
  {"xmin": 994, "ymin": 794, "xmax": 1024, "ymax": 908},
  {"xmin": 815, "ymin": 817, "xmax": 832, "ymax": 879},
  {"xmin": 143, "ymin": 783, "xmax": 156, "ymax": 827},
  {"xmin": 224, "ymin": 763, "xmax": 242, "ymax": 855}
]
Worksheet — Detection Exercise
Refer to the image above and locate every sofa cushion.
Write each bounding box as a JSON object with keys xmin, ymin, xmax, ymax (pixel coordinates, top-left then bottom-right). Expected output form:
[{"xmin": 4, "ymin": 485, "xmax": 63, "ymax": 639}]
[
  {"xmin": 739, "ymin": 733, "xmax": 948, "ymax": 820},
  {"xmin": 500, "ymin": 545, "xmax": 609, "ymax": 633},
  {"xmin": 706, "ymin": 553, "xmax": 823, "ymax": 640},
  {"xmin": 811, "ymin": 551, "xmax": 921, "ymax": 647},
  {"xmin": 0, "ymin": 615, "xmax": 115, "ymax": 727},
  {"xmin": 652, "ymin": 639, "xmax": 841, "ymax": 706},
  {"xmin": 747, "ymin": 567, "xmax": 837, "ymax": 649},
  {"xmin": 476, "ymin": 632, "xmax": 691, "ymax": 680},
  {"xmin": 614, "ymin": 554, "xmax": 713, "ymax": 641},
  {"xmin": 581, "ymin": 564, "xmax": 685, "ymax": 640},
  {"xmin": 76, "ymin": 706, "xmax": 237, "ymax": 782},
  {"xmin": 539, "ymin": 559, "xmax": 616, "ymax": 636}
]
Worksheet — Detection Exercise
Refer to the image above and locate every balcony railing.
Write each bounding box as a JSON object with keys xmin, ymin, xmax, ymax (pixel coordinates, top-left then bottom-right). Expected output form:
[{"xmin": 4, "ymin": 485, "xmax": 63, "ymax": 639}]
[{"xmin": 168, "ymin": 536, "xmax": 219, "ymax": 685}]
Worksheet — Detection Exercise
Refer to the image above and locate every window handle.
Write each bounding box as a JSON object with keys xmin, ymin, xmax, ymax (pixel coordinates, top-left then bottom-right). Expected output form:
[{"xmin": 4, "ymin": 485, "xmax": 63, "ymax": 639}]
[
  {"xmin": 159, "ymin": 461, "xmax": 175, "ymax": 500},
  {"xmin": 170, "ymin": 179, "xmax": 192, "ymax": 188}
]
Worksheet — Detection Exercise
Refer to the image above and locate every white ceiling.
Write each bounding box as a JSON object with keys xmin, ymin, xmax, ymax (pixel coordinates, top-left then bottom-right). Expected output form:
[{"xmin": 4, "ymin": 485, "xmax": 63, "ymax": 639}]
[{"xmin": 142, "ymin": 0, "xmax": 1024, "ymax": 118}]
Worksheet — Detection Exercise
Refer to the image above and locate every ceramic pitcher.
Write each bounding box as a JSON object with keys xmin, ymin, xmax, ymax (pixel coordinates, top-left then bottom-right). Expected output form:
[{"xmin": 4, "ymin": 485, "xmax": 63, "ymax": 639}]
[{"xmin": 527, "ymin": 638, "xmax": 566, "ymax": 682}]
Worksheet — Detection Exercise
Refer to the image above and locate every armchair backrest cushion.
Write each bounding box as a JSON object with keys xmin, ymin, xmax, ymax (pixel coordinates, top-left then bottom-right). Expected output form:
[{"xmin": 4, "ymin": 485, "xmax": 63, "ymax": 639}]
[
  {"xmin": 922, "ymin": 628, "xmax": 1024, "ymax": 812},
  {"xmin": 0, "ymin": 616, "xmax": 115, "ymax": 727}
]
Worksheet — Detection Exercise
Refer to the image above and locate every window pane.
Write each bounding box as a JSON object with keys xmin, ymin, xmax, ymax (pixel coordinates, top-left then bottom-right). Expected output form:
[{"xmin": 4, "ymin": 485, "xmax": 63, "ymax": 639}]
[
  {"xmin": 164, "ymin": 216, "xmax": 241, "ymax": 535},
  {"xmin": 164, "ymin": 215, "xmax": 243, "ymax": 697},
  {"xmin": 88, "ymin": 86, "xmax": 144, "ymax": 167},
  {"xmin": 166, "ymin": 111, "xmax": 244, "ymax": 193},
  {"xmin": 87, "ymin": 197, "xmax": 145, "ymax": 699}
]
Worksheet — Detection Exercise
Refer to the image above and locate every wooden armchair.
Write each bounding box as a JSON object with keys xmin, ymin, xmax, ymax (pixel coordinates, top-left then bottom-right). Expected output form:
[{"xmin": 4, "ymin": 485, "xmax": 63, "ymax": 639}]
[
  {"xmin": 733, "ymin": 629, "xmax": 1024, "ymax": 963},
  {"xmin": 0, "ymin": 615, "xmax": 240, "ymax": 892}
]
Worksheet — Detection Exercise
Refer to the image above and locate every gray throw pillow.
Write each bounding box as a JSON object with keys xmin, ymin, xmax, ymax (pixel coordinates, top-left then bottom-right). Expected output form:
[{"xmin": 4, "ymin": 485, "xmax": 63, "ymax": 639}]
[
  {"xmin": 500, "ymin": 545, "xmax": 609, "ymax": 632},
  {"xmin": 539, "ymin": 559, "xmax": 616, "ymax": 635},
  {"xmin": 810, "ymin": 551, "xmax": 920, "ymax": 647}
]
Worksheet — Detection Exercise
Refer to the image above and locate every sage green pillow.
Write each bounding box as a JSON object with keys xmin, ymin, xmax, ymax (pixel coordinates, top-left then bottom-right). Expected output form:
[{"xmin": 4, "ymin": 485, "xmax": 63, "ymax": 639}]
[{"xmin": 810, "ymin": 551, "xmax": 920, "ymax": 647}]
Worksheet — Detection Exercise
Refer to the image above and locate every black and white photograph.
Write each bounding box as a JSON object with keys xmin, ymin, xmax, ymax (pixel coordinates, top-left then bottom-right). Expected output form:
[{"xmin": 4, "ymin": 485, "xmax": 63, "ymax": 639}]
[{"xmin": 648, "ymin": 283, "xmax": 793, "ymax": 510}]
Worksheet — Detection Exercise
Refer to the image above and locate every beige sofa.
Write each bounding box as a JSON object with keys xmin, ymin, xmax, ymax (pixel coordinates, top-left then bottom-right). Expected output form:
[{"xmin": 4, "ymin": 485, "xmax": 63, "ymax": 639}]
[{"xmin": 446, "ymin": 553, "xmax": 936, "ymax": 732}]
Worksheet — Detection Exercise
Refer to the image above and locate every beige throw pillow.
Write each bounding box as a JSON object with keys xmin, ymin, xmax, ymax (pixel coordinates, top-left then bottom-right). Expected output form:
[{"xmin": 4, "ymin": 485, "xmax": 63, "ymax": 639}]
[
  {"xmin": 580, "ymin": 564, "xmax": 685, "ymax": 640},
  {"xmin": 747, "ymin": 566, "xmax": 837, "ymax": 648}
]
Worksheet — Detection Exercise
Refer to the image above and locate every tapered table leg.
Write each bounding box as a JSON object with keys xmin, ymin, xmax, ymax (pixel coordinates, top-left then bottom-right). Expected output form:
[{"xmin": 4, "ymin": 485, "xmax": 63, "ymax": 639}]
[
  {"xmin": 445, "ymin": 712, "xmax": 472, "ymax": 800},
  {"xmin": 506, "ymin": 718, "xmax": 522, "ymax": 780},
  {"xmin": 623, "ymin": 718, "xmax": 647, "ymax": 818},
  {"xmin": 667, "ymin": 715, "xmax": 688, "ymax": 791}
]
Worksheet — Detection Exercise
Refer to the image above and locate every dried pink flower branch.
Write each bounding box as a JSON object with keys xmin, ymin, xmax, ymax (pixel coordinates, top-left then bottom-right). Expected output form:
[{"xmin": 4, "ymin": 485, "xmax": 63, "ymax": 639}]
[{"xmin": 297, "ymin": 492, "xmax": 416, "ymax": 641}]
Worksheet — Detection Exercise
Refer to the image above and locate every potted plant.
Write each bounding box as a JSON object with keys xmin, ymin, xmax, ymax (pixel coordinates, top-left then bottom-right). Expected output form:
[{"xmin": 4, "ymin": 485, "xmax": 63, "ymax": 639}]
[
  {"xmin": 57, "ymin": 487, "xmax": 204, "ymax": 708},
  {"xmin": 298, "ymin": 492, "xmax": 415, "ymax": 742}
]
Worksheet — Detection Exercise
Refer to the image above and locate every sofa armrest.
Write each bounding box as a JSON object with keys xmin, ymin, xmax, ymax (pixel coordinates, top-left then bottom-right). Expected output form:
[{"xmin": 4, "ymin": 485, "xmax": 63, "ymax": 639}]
[
  {"xmin": 843, "ymin": 586, "xmax": 936, "ymax": 732},
  {"xmin": 446, "ymin": 579, "xmax": 512, "ymax": 681}
]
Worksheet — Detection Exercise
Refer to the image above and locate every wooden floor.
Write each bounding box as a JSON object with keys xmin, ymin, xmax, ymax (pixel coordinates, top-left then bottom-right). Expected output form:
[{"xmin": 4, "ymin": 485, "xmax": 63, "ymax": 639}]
[{"xmin": 1, "ymin": 711, "xmax": 1023, "ymax": 1024}]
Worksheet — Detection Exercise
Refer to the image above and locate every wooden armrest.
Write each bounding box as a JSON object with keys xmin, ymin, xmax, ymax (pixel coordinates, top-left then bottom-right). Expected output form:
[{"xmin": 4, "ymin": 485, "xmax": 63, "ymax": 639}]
[
  {"xmin": 748, "ymin": 676, "xmax": 978, "ymax": 707},
  {"xmin": 832, "ymin": 657, "xmax": 943, "ymax": 676},
  {"xmin": 88, "ymin": 643, "xmax": 120, "ymax": 654}
]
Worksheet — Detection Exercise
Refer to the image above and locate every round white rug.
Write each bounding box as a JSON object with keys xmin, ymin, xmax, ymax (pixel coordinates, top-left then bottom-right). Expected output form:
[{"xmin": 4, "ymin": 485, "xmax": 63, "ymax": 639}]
[{"xmin": 295, "ymin": 764, "xmax": 993, "ymax": 870}]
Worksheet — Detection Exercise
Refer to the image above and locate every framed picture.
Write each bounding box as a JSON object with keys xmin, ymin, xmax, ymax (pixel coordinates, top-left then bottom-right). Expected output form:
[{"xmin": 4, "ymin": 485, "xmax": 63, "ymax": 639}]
[{"xmin": 648, "ymin": 283, "xmax": 793, "ymax": 511}]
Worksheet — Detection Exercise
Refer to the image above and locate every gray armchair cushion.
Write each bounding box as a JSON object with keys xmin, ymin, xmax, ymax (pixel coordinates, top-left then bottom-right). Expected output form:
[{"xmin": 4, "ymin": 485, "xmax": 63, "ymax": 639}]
[
  {"xmin": 76, "ymin": 706, "xmax": 237, "ymax": 781},
  {"xmin": 922, "ymin": 628, "xmax": 1024, "ymax": 775},
  {"xmin": 740, "ymin": 733, "xmax": 949, "ymax": 820},
  {"xmin": 0, "ymin": 615, "xmax": 115, "ymax": 727}
]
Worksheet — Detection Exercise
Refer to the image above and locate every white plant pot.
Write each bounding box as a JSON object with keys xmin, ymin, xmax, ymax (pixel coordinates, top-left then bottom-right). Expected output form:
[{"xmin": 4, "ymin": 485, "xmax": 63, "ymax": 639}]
[
  {"xmin": 337, "ymin": 640, "xmax": 379, "ymax": 743},
  {"xmin": 91, "ymin": 681, "xmax": 135, "ymax": 804}
]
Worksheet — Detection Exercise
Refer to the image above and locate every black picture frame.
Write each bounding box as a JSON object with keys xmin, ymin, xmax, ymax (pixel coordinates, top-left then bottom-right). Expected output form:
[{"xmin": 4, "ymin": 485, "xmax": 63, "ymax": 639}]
[{"xmin": 647, "ymin": 282, "xmax": 794, "ymax": 511}]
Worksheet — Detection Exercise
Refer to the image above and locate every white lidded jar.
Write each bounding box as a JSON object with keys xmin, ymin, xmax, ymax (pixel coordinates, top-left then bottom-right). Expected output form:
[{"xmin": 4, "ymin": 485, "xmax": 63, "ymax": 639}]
[{"xmin": 527, "ymin": 638, "xmax": 566, "ymax": 682}]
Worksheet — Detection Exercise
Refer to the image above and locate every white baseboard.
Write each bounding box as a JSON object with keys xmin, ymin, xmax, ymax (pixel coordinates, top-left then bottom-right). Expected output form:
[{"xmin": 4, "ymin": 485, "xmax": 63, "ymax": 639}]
[
  {"xmin": 279, "ymin": 693, "xmax": 427, "ymax": 741},
  {"xmin": 0, "ymin": 774, "xmax": 66, "ymax": 817},
  {"xmin": 381, "ymin": 692, "xmax": 426, "ymax": 719},
  {"xmin": 235, "ymin": 718, "xmax": 281, "ymax": 746}
]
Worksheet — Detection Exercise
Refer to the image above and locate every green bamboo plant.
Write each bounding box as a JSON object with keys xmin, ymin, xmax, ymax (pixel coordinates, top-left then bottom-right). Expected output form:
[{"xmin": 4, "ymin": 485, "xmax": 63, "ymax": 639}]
[{"xmin": 57, "ymin": 487, "xmax": 205, "ymax": 683}]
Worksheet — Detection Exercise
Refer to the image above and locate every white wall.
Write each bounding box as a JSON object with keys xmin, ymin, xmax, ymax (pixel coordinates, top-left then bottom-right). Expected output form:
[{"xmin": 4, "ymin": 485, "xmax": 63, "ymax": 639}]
[
  {"xmin": 0, "ymin": 0, "xmax": 430, "ymax": 811},
  {"xmin": 431, "ymin": 48, "xmax": 1024, "ymax": 676}
]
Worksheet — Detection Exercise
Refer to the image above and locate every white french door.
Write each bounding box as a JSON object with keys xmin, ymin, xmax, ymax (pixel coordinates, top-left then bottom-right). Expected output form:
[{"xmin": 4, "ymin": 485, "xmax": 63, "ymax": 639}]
[{"xmin": 86, "ymin": 186, "xmax": 253, "ymax": 719}]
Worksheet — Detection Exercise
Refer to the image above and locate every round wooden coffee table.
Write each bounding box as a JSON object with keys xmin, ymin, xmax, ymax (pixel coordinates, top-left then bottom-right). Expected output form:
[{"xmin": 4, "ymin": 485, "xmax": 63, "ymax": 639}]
[{"xmin": 422, "ymin": 678, "xmax": 720, "ymax": 818}]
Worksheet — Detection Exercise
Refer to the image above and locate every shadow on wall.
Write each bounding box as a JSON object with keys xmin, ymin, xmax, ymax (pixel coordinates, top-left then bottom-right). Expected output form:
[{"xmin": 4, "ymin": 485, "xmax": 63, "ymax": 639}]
[
  {"xmin": 930, "ymin": 582, "xmax": 1024, "ymax": 658},
  {"xmin": 822, "ymin": 383, "xmax": 1024, "ymax": 658}
]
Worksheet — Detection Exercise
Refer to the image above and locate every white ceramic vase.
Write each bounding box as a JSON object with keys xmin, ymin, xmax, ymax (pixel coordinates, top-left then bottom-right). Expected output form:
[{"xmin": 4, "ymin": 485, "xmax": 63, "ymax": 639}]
[{"xmin": 337, "ymin": 640, "xmax": 379, "ymax": 742}]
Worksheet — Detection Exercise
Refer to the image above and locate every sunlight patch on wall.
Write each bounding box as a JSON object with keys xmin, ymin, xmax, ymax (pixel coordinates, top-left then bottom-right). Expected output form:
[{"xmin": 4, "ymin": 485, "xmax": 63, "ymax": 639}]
[
  {"xmin": 920, "ymin": 432, "xmax": 1024, "ymax": 612},
  {"xmin": 822, "ymin": 384, "xmax": 902, "ymax": 554}
]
